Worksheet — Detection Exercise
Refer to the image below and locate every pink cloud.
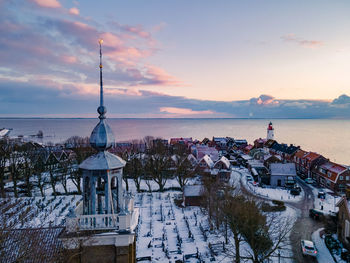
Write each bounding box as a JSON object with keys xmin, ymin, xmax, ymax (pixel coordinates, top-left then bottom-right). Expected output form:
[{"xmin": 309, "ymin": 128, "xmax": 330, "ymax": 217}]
[
  {"xmin": 61, "ymin": 55, "xmax": 78, "ymax": 64},
  {"xmin": 69, "ymin": 7, "xmax": 79, "ymax": 15},
  {"xmin": 32, "ymin": 0, "xmax": 61, "ymax": 8},
  {"xmin": 160, "ymin": 107, "xmax": 213, "ymax": 115},
  {"xmin": 281, "ymin": 34, "xmax": 323, "ymax": 48},
  {"xmin": 122, "ymin": 25, "xmax": 151, "ymax": 39},
  {"xmin": 145, "ymin": 65, "xmax": 182, "ymax": 86}
]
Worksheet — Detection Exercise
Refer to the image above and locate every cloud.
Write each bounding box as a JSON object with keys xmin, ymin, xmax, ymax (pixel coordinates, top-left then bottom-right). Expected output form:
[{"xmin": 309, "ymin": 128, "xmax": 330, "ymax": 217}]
[
  {"xmin": 0, "ymin": 0, "xmax": 182, "ymax": 94},
  {"xmin": 281, "ymin": 34, "xmax": 323, "ymax": 48},
  {"xmin": 69, "ymin": 7, "xmax": 79, "ymax": 15},
  {"xmin": 160, "ymin": 107, "xmax": 213, "ymax": 115},
  {"xmin": 32, "ymin": 0, "xmax": 61, "ymax": 8},
  {"xmin": 250, "ymin": 95, "xmax": 279, "ymax": 106},
  {"xmin": 332, "ymin": 94, "xmax": 350, "ymax": 105},
  {"xmin": 0, "ymin": 76, "xmax": 350, "ymax": 118}
]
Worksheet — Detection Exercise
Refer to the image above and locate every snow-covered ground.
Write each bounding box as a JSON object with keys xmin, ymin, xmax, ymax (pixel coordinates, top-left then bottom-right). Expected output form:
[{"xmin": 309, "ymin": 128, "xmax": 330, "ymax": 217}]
[
  {"xmin": 312, "ymin": 228, "xmax": 336, "ymax": 263},
  {"xmin": 233, "ymin": 167, "xmax": 304, "ymax": 203},
  {"xmin": 311, "ymin": 187, "xmax": 340, "ymax": 214},
  {"xmin": 134, "ymin": 191, "xmax": 297, "ymax": 263},
  {"xmin": 0, "ymin": 195, "xmax": 82, "ymax": 228}
]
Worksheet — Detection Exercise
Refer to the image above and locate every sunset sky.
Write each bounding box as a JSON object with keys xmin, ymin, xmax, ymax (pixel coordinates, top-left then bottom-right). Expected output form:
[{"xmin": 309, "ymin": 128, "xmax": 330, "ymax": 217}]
[{"xmin": 1, "ymin": 0, "xmax": 350, "ymax": 117}]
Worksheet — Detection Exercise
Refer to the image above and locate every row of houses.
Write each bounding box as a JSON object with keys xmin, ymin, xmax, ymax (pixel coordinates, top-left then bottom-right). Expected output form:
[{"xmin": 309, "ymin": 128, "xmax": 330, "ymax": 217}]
[{"xmin": 246, "ymin": 136, "xmax": 350, "ymax": 194}]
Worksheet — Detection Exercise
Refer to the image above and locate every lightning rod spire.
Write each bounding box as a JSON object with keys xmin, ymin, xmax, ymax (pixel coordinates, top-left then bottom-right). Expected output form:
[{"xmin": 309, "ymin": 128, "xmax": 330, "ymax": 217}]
[{"xmin": 97, "ymin": 39, "xmax": 106, "ymax": 119}]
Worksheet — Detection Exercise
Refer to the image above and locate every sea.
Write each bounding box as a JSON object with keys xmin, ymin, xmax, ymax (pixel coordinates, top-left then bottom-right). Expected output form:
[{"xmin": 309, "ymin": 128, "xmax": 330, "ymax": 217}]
[{"xmin": 0, "ymin": 118, "xmax": 349, "ymax": 165}]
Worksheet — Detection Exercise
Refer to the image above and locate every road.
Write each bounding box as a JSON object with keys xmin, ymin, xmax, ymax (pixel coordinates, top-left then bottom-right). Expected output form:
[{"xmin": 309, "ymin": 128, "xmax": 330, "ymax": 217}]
[
  {"xmin": 288, "ymin": 178, "xmax": 324, "ymax": 263},
  {"xmin": 235, "ymin": 170, "xmax": 324, "ymax": 263}
]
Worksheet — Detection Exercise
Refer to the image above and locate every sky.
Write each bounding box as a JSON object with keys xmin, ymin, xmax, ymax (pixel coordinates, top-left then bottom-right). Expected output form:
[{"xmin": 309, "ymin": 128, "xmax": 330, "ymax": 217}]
[{"xmin": 1, "ymin": 0, "xmax": 350, "ymax": 118}]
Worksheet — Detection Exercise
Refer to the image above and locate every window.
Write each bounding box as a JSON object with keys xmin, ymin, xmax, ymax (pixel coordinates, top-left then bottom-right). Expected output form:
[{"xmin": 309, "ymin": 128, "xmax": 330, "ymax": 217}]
[
  {"xmin": 347, "ymin": 176, "xmax": 349, "ymax": 181},
  {"xmin": 340, "ymin": 176, "xmax": 344, "ymax": 180},
  {"xmin": 327, "ymin": 171, "xmax": 332, "ymax": 177}
]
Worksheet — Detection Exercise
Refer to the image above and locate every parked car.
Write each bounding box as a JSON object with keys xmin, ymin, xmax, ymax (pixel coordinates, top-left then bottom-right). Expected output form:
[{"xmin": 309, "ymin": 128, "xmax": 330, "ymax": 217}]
[
  {"xmin": 301, "ymin": 240, "xmax": 317, "ymax": 257},
  {"xmin": 291, "ymin": 188, "xmax": 301, "ymax": 196},
  {"xmin": 309, "ymin": 209, "xmax": 324, "ymax": 220},
  {"xmin": 318, "ymin": 191, "xmax": 326, "ymax": 199},
  {"xmin": 305, "ymin": 178, "xmax": 314, "ymax": 184}
]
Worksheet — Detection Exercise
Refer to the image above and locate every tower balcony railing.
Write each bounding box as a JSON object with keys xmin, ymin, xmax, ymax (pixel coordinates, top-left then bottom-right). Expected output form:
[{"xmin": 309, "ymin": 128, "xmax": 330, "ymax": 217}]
[{"xmin": 66, "ymin": 212, "xmax": 131, "ymax": 231}]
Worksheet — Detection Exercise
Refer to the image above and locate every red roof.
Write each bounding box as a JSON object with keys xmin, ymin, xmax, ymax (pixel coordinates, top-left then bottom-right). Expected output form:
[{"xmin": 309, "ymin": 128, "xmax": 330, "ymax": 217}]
[
  {"xmin": 319, "ymin": 162, "xmax": 347, "ymax": 183},
  {"xmin": 303, "ymin": 152, "xmax": 322, "ymax": 162},
  {"xmin": 294, "ymin": 149, "xmax": 307, "ymax": 159}
]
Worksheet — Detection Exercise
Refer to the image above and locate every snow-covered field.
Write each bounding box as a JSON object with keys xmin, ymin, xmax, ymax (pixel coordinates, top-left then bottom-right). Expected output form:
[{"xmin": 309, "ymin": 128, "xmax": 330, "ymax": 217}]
[
  {"xmin": 0, "ymin": 195, "xmax": 82, "ymax": 228},
  {"xmin": 134, "ymin": 191, "xmax": 297, "ymax": 263}
]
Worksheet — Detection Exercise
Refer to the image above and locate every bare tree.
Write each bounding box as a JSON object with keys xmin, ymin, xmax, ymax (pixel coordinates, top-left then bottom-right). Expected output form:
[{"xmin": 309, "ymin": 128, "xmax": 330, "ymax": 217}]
[
  {"xmin": 8, "ymin": 144, "xmax": 23, "ymax": 198},
  {"xmin": 146, "ymin": 154, "xmax": 170, "ymax": 192},
  {"xmin": 124, "ymin": 154, "xmax": 144, "ymax": 193},
  {"xmin": 67, "ymin": 136, "xmax": 95, "ymax": 194},
  {"xmin": 0, "ymin": 139, "xmax": 9, "ymax": 197},
  {"xmin": 173, "ymin": 155, "xmax": 195, "ymax": 191}
]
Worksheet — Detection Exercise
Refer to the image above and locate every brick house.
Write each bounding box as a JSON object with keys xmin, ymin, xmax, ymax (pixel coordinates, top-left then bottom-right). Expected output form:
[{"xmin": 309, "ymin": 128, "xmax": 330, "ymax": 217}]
[
  {"xmin": 312, "ymin": 162, "xmax": 350, "ymax": 194},
  {"xmin": 300, "ymin": 152, "xmax": 327, "ymax": 178}
]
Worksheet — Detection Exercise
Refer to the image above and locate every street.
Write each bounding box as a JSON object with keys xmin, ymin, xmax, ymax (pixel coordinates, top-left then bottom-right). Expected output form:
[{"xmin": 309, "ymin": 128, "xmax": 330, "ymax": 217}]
[{"xmin": 285, "ymin": 178, "xmax": 324, "ymax": 263}]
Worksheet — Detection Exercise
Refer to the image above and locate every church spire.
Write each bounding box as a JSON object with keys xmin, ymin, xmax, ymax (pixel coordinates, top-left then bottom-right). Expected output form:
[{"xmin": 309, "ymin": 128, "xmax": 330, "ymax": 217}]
[
  {"xmin": 97, "ymin": 39, "xmax": 106, "ymax": 120},
  {"xmin": 89, "ymin": 39, "xmax": 115, "ymax": 151}
]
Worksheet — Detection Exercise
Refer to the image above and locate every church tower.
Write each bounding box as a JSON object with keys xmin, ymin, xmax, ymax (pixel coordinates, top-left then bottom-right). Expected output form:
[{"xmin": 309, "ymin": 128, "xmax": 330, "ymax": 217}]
[
  {"xmin": 79, "ymin": 39, "xmax": 126, "ymax": 216},
  {"xmin": 267, "ymin": 122, "xmax": 274, "ymax": 140},
  {"xmin": 62, "ymin": 39, "xmax": 138, "ymax": 263}
]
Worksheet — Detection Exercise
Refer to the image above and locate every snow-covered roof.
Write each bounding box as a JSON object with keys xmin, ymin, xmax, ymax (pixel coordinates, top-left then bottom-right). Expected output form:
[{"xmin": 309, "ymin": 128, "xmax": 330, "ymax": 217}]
[
  {"xmin": 214, "ymin": 156, "xmax": 230, "ymax": 169},
  {"xmin": 184, "ymin": 185, "xmax": 203, "ymax": 197},
  {"xmin": 270, "ymin": 163, "xmax": 296, "ymax": 176},
  {"xmin": 80, "ymin": 151, "xmax": 126, "ymax": 170},
  {"xmin": 240, "ymin": 154, "xmax": 252, "ymax": 161},
  {"xmin": 200, "ymin": 154, "xmax": 214, "ymax": 168}
]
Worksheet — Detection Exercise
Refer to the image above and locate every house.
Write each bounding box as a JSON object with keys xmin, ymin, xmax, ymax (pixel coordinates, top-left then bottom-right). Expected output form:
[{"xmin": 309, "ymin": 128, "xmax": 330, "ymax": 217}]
[
  {"xmin": 213, "ymin": 156, "xmax": 231, "ymax": 182},
  {"xmin": 263, "ymin": 154, "xmax": 282, "ymax": 169},
  {"xmin": 212, "ymin": 137, "xmax": 228, "ymax": 151},
  {"xmin": 294, "ymin": 149, "xmax": 307, "ymax": 173},
  {"xmin": 300, "ymin": 152, "xmax": 327, "ymax": 178},
  {"xmin": 336, "ymin": 197, "xmax": 350, "ymax": 250},
  {"xmin": 187, "ymin": 154, "xmax": 198, "ymax": 167},
  {"xmin": 183, "ymin": 185, "xmax": 203, "ymax": 206},
  {"xmin": 234, "ymin": 139, "xmax": 248, "ymax": 150},
  {"xmin": 269, "ymin": 143, "xmax": 299, "ymax": 162},
  {"xmin": 247, "ymin": 160, "xmax": 269, "ymax": 184},
  {"xmin": 197, "ymin": 154, "xmax": 214, "ymax": 173},
  {"xmin": 253, "ymin": 138, "xmax": 266, "ymax": 149},
  {"xmin": 312, "ymin": 162, "xmax": 350, "ymax": 194},
  {"xmin": 264, "ymin": 139, "xmax": 276, "ymax": 149},
  {"xmin": 170, "ymin": 137, "xmax": 192, "ymax": 146},
  {"xmin": 243, "ymin": 144, "xmax": 254, "ymax": 154},
  {"xmin": 192, "ymin": 145, "xmax": 219, "ymax": 161},
  {"xmin": 270, "ymin": 163, "xmax": 297, "ymax": 187}
]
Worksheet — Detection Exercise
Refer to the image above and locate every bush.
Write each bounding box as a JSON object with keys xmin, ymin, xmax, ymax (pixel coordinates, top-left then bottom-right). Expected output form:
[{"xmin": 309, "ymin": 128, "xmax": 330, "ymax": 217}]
[
  {"xmin": 261, "ymin": 202, "xmax": 286, "ymax": 212},
  {"xmin": 272, "ymin": 200, "xmax": 285, "ymax": 206}
]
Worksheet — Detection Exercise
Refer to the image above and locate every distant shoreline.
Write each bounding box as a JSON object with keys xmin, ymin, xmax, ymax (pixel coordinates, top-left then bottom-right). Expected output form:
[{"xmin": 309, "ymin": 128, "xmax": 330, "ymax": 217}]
[{"xmin": 0, "ymin": 117, "xmax": 347, "ymax": 120}]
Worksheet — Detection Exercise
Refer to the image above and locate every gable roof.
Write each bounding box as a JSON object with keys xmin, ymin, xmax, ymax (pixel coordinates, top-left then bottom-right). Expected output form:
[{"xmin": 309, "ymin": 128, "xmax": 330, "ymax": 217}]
[
  {"xmin": 270, "ymin": 163, "xmax": 296, "ymax": 176},
  {"xmin": 214, "ymin": 156, "xmax": 230, "ymax": 169},
  {"xmin": 271, "ymin": 143, "xmax": 299, "ymax": 155},
  {"xmin": 294, "ymin": 149, "xmax": 307, "ymax": 159},
  {"xmin": 199, "ymin": 154, "xmax": 214, "ymax": 168},
  {"xmin": 303, "ymin": 152, "xmax": 323, "ymax": 162}
]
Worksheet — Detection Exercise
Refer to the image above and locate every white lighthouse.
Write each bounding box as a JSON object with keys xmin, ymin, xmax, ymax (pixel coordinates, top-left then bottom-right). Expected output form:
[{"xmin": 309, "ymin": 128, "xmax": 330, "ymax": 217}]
[{"xmin": 267, "ymin": 122, "xmax": 274, "ymax": 140}]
